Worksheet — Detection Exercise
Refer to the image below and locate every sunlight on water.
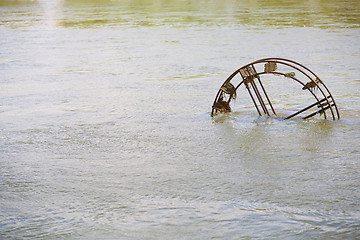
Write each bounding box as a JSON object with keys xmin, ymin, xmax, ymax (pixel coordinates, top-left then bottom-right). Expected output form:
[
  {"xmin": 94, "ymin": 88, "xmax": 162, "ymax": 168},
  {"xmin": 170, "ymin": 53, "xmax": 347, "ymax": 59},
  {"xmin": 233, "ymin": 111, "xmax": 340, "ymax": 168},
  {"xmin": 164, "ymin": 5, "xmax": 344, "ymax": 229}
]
[{"xmin": 1, "ymin": 0, "xmax": 360, "ymax": 239}]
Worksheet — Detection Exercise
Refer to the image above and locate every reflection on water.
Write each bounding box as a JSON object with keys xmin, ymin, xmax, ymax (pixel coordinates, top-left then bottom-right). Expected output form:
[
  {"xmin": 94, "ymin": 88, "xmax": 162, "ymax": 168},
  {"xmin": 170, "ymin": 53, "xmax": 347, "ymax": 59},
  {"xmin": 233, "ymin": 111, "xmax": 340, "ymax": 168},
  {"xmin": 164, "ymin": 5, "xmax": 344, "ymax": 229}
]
[
  {"xmin": 1, "ymin": 0, "xmax": 359, "ymax": 28},
  {"xmin": 1, "ymin": 0, "xmax": 360, "ymax": 239},
  {"xmin": 60, "ymin": 0, "xmax": 360, "ymax": 28},
  {"xmin": 0, "ymin": 0, "xmax": 38, "ymax": 7}
]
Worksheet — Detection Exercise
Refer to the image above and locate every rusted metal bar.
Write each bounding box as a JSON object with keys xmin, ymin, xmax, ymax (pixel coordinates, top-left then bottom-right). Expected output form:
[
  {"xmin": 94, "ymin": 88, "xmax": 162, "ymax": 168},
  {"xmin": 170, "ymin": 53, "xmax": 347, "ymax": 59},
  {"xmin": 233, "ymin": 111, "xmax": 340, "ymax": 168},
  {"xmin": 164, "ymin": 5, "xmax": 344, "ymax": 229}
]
[
  {"xmin": 245, "ymin": 83, "xmax": 262, "ymax": 116},
  {"xmin": 303, "ymin": 103, "xmax": 335, "ymax": 120},
  {"xmin": 284, "ymin": 96, "xmax": 331, "ymax": 120},
  {"xmin": 234, "ymin": 80, "xmax": 244, "ymax": 91},
  {"xmin": 256, "ymin": 76, "xmax": 276, "ymax": 115},
  {"xmin": 240, "ymin": 66, "xmax": 265, "ymax": 116},
  {"xmin": 248, "ymin": 64, "xmax": 269, "ymax": 116},
  {"xmin": 250, "ymin": 79, "xmax": 269, "ymax": 116},
  {"xmin": 317, "ymin": 82, "xmax": 340, "ymax": 119},
  {"xmin": 250, "ymin": 64, "xmax": 276, "ymax": 116}
]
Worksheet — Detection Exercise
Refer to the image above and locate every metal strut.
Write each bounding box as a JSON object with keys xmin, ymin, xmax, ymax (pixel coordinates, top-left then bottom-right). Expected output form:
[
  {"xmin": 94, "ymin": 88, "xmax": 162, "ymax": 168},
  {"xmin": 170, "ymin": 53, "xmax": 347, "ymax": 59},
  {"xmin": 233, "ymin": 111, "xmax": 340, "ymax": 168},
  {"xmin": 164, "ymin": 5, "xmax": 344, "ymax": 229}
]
[
  {"xmin": 239, "ymin": 66, "xmax": 272, "ymax": 117},
  {"xmin": 256, "ymin": 75, "xmax": 277, "ymax": 116},
  {"xmin": 245, "ymin": 80, "xmax": 262, "ymax": 116},
  {"xmin": 284, "ymin": 96, "xmax": 332, "ymax": 120}
]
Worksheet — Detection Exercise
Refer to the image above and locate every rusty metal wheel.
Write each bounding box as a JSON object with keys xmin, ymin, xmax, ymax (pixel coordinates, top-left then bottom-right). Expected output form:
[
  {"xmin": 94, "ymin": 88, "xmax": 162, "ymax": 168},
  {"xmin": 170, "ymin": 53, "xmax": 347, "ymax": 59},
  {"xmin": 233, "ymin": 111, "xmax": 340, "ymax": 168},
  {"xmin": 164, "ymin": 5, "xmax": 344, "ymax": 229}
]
[{"xmin": 211, "ymin": 58, "xmax": 340, "ymax": 120}]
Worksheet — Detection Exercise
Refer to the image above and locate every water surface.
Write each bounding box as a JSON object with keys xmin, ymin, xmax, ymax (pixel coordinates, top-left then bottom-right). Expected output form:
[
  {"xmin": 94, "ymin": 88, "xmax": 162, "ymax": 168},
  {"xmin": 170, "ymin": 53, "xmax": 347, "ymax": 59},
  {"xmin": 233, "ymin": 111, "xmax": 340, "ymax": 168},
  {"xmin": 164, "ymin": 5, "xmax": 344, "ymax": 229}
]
[{"xmin": 1, "ymin": 0, "xmax": 360, "ymax": 239}]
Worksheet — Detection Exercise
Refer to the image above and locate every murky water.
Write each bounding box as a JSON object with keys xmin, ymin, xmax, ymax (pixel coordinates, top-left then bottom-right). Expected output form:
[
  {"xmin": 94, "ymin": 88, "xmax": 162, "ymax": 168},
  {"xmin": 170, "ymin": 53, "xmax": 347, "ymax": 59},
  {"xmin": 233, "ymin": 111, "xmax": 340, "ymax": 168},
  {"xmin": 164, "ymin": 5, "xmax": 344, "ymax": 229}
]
[{"xmin": 1, "ymin": 0, "xmax": 360, "ymax": 239}]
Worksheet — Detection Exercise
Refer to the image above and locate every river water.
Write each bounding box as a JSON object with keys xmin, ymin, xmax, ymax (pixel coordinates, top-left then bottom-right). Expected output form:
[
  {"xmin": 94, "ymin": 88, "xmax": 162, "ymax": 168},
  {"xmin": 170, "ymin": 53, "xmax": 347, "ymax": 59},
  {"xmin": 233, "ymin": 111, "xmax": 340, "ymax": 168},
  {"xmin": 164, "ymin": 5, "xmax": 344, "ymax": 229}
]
[{"xmin": 1, "ymin": 0, "xmax": 360, "ymax": 239}]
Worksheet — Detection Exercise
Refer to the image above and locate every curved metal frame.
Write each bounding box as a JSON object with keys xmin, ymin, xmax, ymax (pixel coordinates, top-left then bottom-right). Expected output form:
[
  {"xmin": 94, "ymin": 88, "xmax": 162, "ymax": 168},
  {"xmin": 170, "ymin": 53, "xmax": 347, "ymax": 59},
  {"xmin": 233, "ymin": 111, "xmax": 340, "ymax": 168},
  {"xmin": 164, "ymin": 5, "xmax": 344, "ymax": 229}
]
[{"xmin": 211, "ymin": 58, "xmax": 340, "ymax": 120}]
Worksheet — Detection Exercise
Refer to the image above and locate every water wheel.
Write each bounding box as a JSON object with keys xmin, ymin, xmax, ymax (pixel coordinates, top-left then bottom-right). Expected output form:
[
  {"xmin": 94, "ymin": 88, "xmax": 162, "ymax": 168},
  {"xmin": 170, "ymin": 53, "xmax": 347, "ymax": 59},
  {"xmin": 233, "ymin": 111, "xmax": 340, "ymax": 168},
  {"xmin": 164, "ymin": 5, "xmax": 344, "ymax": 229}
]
[{"xmin": 211, "ymin": 58, "xmax": 340, "ymax": 120}]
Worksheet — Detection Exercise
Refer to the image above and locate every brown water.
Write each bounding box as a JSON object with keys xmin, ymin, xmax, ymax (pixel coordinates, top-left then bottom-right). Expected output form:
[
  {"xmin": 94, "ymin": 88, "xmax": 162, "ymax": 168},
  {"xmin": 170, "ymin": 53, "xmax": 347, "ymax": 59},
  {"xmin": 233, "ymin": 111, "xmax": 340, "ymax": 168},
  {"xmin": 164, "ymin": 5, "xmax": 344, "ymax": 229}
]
[{"xmin": 1, "ymin": 0, "xmax": 360, "ymax": 239}]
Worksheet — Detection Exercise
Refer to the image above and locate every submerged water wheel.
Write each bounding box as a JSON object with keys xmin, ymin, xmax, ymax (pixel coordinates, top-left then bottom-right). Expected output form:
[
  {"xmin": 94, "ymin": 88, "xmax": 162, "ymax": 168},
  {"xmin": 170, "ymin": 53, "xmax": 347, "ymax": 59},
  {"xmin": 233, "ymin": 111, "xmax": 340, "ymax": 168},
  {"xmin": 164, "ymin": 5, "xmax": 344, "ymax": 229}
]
[{"xmin": 211, "ymin": 58, "xmax": 340, "ymax": 120}]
